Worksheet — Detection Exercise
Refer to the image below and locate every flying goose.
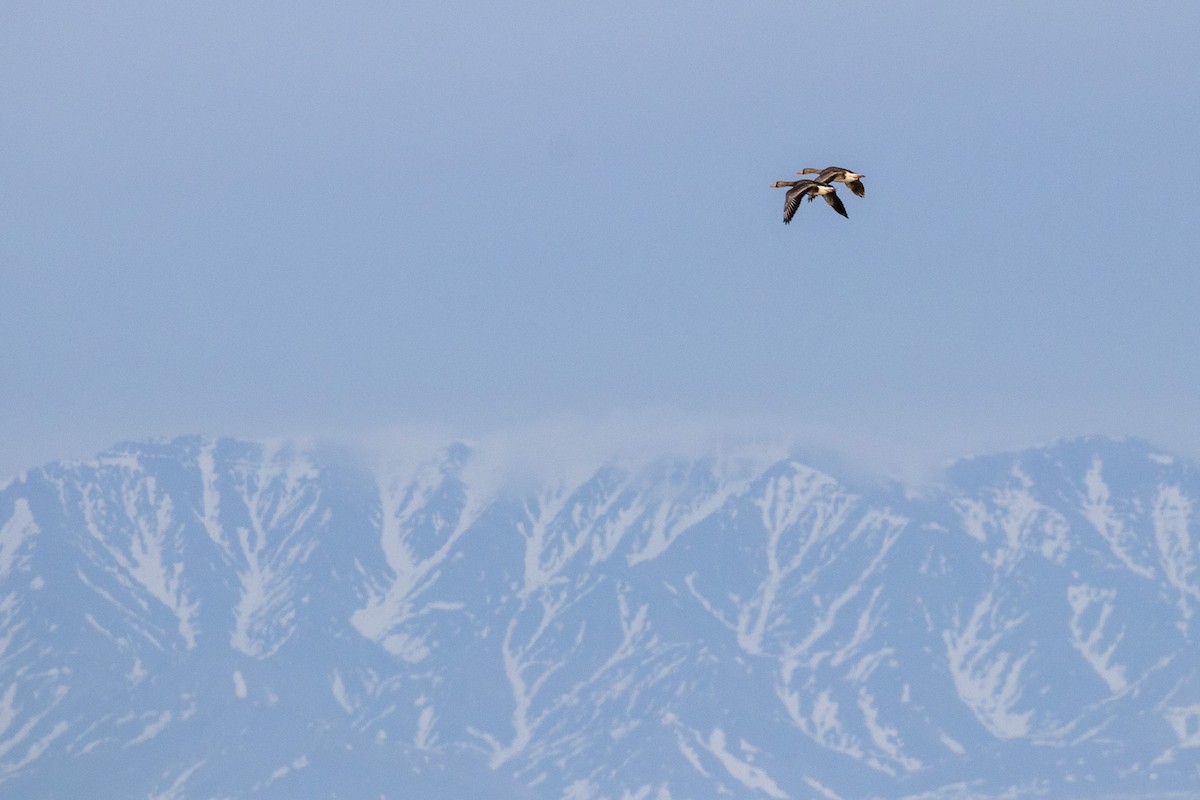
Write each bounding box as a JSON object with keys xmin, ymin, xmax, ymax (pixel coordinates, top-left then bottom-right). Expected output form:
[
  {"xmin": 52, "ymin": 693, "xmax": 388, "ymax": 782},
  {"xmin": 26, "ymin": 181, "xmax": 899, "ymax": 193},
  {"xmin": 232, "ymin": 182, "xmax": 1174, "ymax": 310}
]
[
  {"xmin": 798, "ymin": 166, "xmax": 865, "ymax": 198},
  {"xmin": 771, "ymin": 179, "xmax": 848, "ymax": 224}
]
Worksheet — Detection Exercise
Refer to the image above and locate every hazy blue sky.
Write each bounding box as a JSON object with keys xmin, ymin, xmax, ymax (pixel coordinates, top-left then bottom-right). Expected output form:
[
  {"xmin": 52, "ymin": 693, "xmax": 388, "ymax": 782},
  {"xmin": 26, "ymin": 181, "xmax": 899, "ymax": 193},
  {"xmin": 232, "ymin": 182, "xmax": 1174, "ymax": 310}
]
[{"xmin": 4, "ymin": 1, "xmax": 1199, "ymax": 479}]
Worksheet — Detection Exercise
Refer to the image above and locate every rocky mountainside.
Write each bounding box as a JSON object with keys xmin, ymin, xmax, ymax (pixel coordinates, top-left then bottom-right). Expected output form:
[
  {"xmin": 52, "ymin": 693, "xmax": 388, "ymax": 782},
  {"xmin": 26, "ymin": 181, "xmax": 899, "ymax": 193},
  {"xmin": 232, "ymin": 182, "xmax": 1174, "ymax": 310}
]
[{"xmin": 1, "ymin": 435, "xmax": 1198, "ymax": 799}]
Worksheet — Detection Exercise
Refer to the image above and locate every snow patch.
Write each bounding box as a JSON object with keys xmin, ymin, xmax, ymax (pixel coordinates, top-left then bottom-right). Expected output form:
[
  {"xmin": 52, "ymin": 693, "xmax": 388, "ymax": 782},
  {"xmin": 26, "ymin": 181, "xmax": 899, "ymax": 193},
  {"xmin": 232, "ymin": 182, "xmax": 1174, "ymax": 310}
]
[
  {"xmin": 955, "ymin": 499, "xmax": 988, "ymax": 543},
  {"xmin": 1081, "ymin": 459, "xmax": 1154, "ymax": 579},
  {"xmin": 940, "ymin": 733, "xmax": 965, "ymax": 754},
  {"xmin": 968, "ymin": 482, "xmax": 1069, "ymax": 567},
  {"xmin": 127, "ymin": 710, "xmax": 172, "ymax": 745},
  {"xmin": 1152, "ymin": 485, "xmax": 1200, "ymax": 621},
  {"xmin": 415, "ymin": 705, "xmax": 436, "ymax": 750},
  {"xmin": 0, "ymin": 499, "xmax": 37, "ymax": 578},
  {"xmin": 268, "ymin": 754, "xmax": 309, "ymax": 781},
  {"xmin": 803, "ymin": 776, "xmax": 845, "ymax": 800},
  {"xmin": 858, "ymin": 687, "xmax": 921, "ymax": 772},
  {"xmin": 700, "ymin": 727, "xmax": 788, "ymax": 798},
  {"xmin": 351, "ymin": 450, "xmax": 479, "ymax": 647},
  {"xmin": 78, "ymin": 478, "xmax": 199, "ymax": 648},
  {"xmin": 1163, "ymin": 704, "xmax": 1200, "ymax": 748},
  {"xmin": 147, "ymin": 758, "xmax": 205, "ymax": 799},
  {"xmin": 782, "ymin": 688, "xmax": 860, "ymax": 759},
  {"xmin": 331, "ymin": 670, "xmax": 352, "ymax": 713},
  {"xmin": 943, "ymin": 596, "xmax": 1032, "ymax": 739},
  {"xmin": 1066, "ymin": 584, "xmax": 1127, "ymax": 692},
  {"xmin": 0, "ymin": 720, "xmax": 68, "ymax": 776},
  {"xmin": 381, "ymin": 632, "xmax": 430, "ymax": 662},
  {"xmin": 226, "ymin": 446, "xmax": 323, "ymax": 658},
  {"xmin": 628, "ymin": 455, "xmax": 767, "ymax": 565},
  {"xmin": 0, "ymin": 683, "xmax": 70, "ymax": 772},
  {"xmin": 0, "ymin": 685, "xmax": 17, "ymax": 738},
  {"xmin": 196, "ymin": 441, "xmax": 224, "ymax": 549}
]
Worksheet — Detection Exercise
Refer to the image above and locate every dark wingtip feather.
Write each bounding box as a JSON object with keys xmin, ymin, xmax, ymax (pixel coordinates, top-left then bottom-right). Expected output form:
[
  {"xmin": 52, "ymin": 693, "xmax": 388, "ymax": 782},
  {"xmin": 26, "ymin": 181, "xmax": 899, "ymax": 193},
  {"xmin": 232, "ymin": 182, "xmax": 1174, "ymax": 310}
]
[
  {"xmin": 848, "ymin": 179, "xmax": 865, "ymax": 198},
  {"xmin": 783, "ymin": 190, "xmax": 803, "ymax": 224},
  {"xmin": 824, "ymin": 191, "xmax": 849, "ymax": 218}
]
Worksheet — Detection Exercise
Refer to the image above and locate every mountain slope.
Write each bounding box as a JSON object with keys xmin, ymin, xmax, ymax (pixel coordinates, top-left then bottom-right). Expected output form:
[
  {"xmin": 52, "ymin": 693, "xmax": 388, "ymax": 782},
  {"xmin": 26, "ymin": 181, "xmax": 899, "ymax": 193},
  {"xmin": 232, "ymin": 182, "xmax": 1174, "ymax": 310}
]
[{"xmin": 1, "ymin": 435, "xmax": 1197, "ymax": 798}]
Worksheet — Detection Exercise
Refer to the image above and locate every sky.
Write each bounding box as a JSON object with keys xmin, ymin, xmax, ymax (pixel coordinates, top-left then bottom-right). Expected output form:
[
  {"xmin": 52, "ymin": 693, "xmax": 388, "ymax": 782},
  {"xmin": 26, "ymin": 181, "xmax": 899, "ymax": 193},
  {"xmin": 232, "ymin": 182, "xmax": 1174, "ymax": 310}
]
[{"xmin": 3, "ymin": 1, "xmax": 1200, "ymax": 481}]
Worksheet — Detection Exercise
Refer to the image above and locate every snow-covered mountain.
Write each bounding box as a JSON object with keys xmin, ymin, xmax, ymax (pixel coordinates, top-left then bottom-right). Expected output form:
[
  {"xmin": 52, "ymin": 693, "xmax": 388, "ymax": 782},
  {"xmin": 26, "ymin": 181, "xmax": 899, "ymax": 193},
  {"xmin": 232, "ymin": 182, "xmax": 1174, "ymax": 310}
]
[{"xmin": 1, "ymin": 434, "xmax": 1198, "ymax": 799}]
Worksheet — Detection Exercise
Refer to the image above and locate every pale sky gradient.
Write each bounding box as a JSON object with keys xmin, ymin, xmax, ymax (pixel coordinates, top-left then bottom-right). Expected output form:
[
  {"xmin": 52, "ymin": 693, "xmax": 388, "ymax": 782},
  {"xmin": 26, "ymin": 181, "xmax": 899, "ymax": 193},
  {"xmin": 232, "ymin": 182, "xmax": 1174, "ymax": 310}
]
[{"xmin": 3, "ymin": 1, "xmax": 1200, "ymax": 480}]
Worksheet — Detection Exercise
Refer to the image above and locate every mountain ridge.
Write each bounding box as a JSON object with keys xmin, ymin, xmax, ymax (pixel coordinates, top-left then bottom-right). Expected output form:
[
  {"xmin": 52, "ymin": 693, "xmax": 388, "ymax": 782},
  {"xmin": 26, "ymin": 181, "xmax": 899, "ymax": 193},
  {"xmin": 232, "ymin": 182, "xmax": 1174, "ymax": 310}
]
[{"xmin": 1, "ymin": 433, "xmax": 1197, "ymax": 798}]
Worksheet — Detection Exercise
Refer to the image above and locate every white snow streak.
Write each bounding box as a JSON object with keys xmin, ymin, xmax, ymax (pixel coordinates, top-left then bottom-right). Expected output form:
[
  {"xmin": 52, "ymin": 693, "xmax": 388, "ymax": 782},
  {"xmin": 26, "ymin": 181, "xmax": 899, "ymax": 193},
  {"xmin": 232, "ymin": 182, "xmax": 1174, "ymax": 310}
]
[
  {"xmin": 1081, "ymin": 459, "xmax": 1154, "ymax": 579},
  {"xmin": 591, "ymin": 496, "xmax": 642, "ymax": 565},
  {"xmin": 268, "ymin": 755, "xmax": 309, "ymax": 781},
  {"xmin": 738, "ymin": 466, "xmax": 855, "ymax": 654},
  {"xmin": 627, "ymin": 457, "xmax": 764, "ymax": 566},
  {"xmin": 0, "ymin": 500, "xmax": 37, "ymax": 578},
  {"xmin": 147, "ymin": 760, "xmax": 206, "ymax": 800},
  {"xmin": 249, "ymin": 754, "xmax": 310, "ymax": 793},
  {"xmin": 662, "ymin": 713, "xmax": 788, "ymax": 797},
  {"xmin": 664, "ymin": 713, "xmax": 709, "ymax": 779},
  {"xmin": 969, "ymin": 478, "xmax": 1070, "ymax": 568},
  {"xmin": 955, "ymin": 499, "xmax": 988, "ymax": 543},
  {"xmin": 331, "ymin": 670, "xmax": 352, "ymax": 713},
  {"xmin": 80, "ymin": 477, "xmax": 199, "ymax": 648},
  {"xmin": 1152, "ymin": 486, "xmax": 1200, "ymax": 621},
  {"xmin": 516, "ymin": 477, "xmax": 594, "ymax": 598},
  {"xmin": 803, "ymin": 776, "xmax": 845, "ymax": 800},
  {"xmin": 0, "ymin": 720, "xmax": 68, "ymax": 777},
  {"xmin": 0, "ymin": 597, "xmax": 21, "ymax": 664},
  {"xmin": 0, "ymin": 682, "xmax": 71, "ymax": 775},
  {"xmin": 943, "ymin": 596, "xmax": 1032, "ymax": 739},
  {"xmin": 562, "ymin": 779, "xmax": 594, "ymax": 799},
  {"xmin": 565, "ymin": 779, "xmax": 670, "ymax": 800},
  {"xmin": 473, "ymin": 586, "xmax": 651, "ymax": 768},
  {"xmin": 351, "ymin": 452, "xmax": 481, "ymax": 645},
  {"xmin": 380, "ymin": 631, "xmax": 431, "ymax": 662},
  {"xmin": 473, "ymin": 594, "xmax": 572, "ymax": 767},
  {"xmin": 0, "ymin": 685, "xmax": 17, "ymax": 741},
  {"xmin": 127, "ymin": 658, "xmax": 147, "ymax": 685},
  {"xmin": 1066, "ymin": 584, "xmax": 1127, "ymax": 692},
  {"xmin": 227, "ymin": 445, "xmax": 323, "ymax": 658},
  {"xmin": 414, "ymin": 705, "xmax": 436, "ymax": 750},
  {"xmin": 784, "ymin": 518, "xmax": 898, "ymax": 666},
  {"xmin": 699, "ymin": 727, "xmax": 788, "ymax": 798},
  {"xmin": 939, "ymin": 733, "xmax": 965, "ymax": 754},
  {"xmin": 858, "ymin": 687, "xmax": 921, "ymax": 772},
  {"xmin": 1163, "ymin": 704, "xmax": 1200, "ymax": 748},
  {"xmin": 795, "ymin": 690, "xmax": 855, "ymax": 756},
  {"xmin": 126, "ymin": 710, "xmax": 172, "ymax": 745},
  {"xmin": 196, "ymin": 442, "xmax": 223, "ymax": 548}
]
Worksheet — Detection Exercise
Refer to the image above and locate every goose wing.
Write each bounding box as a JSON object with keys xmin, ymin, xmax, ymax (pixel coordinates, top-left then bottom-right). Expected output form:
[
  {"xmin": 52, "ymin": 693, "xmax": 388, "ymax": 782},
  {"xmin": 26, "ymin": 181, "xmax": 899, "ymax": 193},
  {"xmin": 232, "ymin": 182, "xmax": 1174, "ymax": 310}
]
[
  {"xmin": 822, "ymin": 189, "xmax": 849, "ymax": 218},
  {"xmin": 846, "ymin": 178, "xmax": 865, "ymax": 198},
  {"xmin": 783, "ymin": 185, "xmax": 807, "ymax": 224}
]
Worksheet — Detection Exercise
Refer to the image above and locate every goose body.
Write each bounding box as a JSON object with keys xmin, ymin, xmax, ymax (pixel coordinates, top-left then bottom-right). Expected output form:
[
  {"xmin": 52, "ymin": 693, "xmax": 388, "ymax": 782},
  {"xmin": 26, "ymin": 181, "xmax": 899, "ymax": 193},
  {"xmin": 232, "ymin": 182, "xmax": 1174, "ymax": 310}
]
[
  {"xmin": 798, "ymin": 166, "xmax": 866, "ymax": 198},
  {"xmin": 770, "ymin": 179, "xmax": 848, "ymax": 224}
]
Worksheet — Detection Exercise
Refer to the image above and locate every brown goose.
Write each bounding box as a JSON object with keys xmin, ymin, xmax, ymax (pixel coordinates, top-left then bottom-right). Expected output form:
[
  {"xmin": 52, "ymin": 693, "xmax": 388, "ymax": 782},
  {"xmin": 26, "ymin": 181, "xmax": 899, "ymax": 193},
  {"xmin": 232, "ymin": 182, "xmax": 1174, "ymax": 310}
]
[
  {"xmin": 798, "ymin": 166, "xmax": 865, "ymax": 198},
  {"xmin": 770, "ymin": 179, "xmax": 848, "ymax": 224}
]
